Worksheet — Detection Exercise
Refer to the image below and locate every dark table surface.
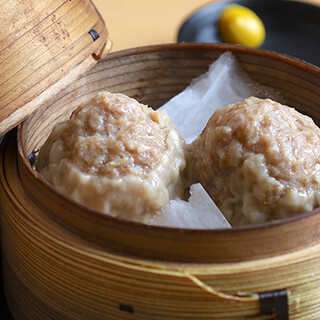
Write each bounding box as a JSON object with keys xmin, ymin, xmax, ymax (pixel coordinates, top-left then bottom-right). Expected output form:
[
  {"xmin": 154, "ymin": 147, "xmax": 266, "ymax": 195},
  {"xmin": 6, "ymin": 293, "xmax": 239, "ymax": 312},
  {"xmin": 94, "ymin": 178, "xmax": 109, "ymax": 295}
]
[{"xmin": 1, "ymin": 243, "xmax": 14, "ymax": 320}]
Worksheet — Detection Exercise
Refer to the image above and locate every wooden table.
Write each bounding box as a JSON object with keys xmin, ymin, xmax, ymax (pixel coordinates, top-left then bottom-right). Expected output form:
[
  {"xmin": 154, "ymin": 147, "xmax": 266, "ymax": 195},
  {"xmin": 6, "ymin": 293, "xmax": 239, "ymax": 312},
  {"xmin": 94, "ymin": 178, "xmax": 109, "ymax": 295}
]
[{"xmin": 93, "ymin": 0, "xmax": 320, "ymax": 52}]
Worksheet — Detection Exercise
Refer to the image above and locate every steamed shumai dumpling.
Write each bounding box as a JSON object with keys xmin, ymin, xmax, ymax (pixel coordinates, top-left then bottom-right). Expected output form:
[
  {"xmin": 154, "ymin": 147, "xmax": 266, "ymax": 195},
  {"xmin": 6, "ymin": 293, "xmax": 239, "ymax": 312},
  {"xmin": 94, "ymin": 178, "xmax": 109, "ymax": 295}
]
[
  {"xmin": 36, "ymin": 91, "xmax": 186, "ymax": 222},
  {"xmin": 188, "ymin": 97, "xmax": 320, "ymax": 226}
]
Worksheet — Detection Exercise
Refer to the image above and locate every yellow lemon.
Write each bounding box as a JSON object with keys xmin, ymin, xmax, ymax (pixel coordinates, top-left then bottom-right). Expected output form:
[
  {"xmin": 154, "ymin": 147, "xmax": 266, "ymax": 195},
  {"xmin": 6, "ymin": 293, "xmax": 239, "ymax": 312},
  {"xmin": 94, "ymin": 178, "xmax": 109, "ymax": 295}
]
[{"xmin": 218, "ymin": 4, "xmax": 266, "ymax": 48}]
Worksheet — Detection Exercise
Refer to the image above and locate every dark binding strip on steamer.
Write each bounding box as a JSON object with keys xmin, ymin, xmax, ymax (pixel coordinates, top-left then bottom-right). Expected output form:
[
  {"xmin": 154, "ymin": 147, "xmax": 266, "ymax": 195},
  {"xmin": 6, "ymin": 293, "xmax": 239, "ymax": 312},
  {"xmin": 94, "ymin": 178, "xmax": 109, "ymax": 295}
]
[
  {"xmin": 89, "ymin": 29, "xmax": 99, "ymax": 41},
  {"xmin": 118, "ymin": 303, "xmax": 134, "ymax": 314},
  {"xmin": 28, "ymin": 150, "xmax": 39, "ymax": 167},
  {"xmin": 259, "ymin": 289, "xmax": 288, "ymax": 320}
]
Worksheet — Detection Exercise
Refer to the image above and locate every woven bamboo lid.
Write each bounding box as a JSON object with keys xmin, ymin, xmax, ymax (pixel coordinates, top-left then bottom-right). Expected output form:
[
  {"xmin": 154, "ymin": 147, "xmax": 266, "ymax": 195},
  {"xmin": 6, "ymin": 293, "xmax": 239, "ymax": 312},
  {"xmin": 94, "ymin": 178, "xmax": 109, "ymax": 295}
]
[{"xmin": 0, "ymin": 0, "xmax": 111, "ymax": 136}]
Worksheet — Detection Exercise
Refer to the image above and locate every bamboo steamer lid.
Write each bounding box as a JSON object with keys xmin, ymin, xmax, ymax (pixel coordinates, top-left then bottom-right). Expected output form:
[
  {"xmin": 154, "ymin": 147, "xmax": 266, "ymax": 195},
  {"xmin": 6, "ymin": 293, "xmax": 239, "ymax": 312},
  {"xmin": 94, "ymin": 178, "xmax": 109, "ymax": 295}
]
[
  {"xmin": 0, "ymin": 0, "xmax": 111, "ymax": 136},
  {"xmin": 0, "ymin": 43, "xmax": 320, "ymax": 319}
]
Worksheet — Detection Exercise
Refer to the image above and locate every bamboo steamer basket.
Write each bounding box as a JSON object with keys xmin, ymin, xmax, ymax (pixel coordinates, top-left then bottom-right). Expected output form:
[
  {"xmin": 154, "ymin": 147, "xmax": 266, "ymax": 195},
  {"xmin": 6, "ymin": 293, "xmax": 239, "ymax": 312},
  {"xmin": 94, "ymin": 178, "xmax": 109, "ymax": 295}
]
[{"xmin": 1, "ymin": 42, "xmax": 320, "ymax": 320}]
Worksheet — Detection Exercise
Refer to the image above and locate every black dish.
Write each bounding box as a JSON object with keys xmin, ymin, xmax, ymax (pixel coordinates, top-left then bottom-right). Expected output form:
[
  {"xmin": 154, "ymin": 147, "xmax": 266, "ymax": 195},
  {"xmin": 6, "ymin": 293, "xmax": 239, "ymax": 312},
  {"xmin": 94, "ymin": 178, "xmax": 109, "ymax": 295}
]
[{"xmin": 178, "ymin": 0, "xmax": 320, "ymax": 66}]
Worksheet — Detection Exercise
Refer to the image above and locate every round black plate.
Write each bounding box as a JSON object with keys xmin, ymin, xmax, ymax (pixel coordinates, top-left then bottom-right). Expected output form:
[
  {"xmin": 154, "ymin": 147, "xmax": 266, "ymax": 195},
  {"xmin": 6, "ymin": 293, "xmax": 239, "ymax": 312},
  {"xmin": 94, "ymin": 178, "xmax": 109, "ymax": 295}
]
[{"xmin": 178, "ymin": 0, "xmax": 320, "ymax": 66}]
